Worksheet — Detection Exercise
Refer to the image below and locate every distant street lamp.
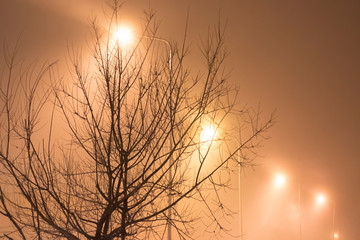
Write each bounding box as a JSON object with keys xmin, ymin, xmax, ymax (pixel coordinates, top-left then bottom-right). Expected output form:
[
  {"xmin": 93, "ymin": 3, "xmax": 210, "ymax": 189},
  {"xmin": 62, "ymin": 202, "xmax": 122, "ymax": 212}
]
[
  {"xmin": 236, "ymin": 141, "xmax": 243, "ymax": 240},
  {"xmin": 315, "ymin": 193, "xmax": 340, "ymax": 240},
  {"xmin": 238, "ymin": 164, "xmax": 243, "ymax": 240},
  {"xmin": 299, "ymin": 188, "xmax": 328, "ymax": 240},
  {"xmin": 298, "ymin": 184, "xmax": 301, "ymax": 240},
  {"xmin": 272, "ymin": 173, "xmax": 300, "ymax": 240},
  {"xmin": 316, "ymin": 193, "xmax": 327, "ymax": 206},
  {"xmin": 319, "ymin": 195, "xmax": 339, "ymax": 240},
  {"xmin": 274, "ymin": 174, "xmax": 286, "ymax": 188},
  {"xmin": 273, "ymin": 174, "xmax": 302, "ymax": 240},
  {"xmin": 332, "ymin": 203, "xmax": 339, "ymax": 240},
  {"xmin": 233, "ymin": 136, "xmax": 243, "ymax": 240}
]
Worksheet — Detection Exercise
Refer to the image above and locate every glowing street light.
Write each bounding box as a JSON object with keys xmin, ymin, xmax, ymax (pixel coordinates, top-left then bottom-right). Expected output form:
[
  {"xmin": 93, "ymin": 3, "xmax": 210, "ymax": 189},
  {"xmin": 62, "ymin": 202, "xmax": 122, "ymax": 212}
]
[
  {"xmin": 334, "ymin": 233, "xmax": 339, "ymax": 239},
  {"xmin": 274, "ymin": 174, "xmax": 286, "ymax": 188},
  {"xmin": 200, "ymin": 125, "xmax": 217, "ymax": 143},
  {"xmin": 271, "ymin": 173, "xmax": 301, "ymax": 240},
  {"xmin": 113, "ymin": 26, "xmax": 133, "ymax": 46},
  {"xmin": 111, "ymin": 25, "xmax": 172, "ymax": 72},
  {"xmin": 316, "ymin": 193, "xmax": 327, "ymax": 205},
  {"xmin": 271, "ymin": 173, "xmax": 301, "ymax": 239}
]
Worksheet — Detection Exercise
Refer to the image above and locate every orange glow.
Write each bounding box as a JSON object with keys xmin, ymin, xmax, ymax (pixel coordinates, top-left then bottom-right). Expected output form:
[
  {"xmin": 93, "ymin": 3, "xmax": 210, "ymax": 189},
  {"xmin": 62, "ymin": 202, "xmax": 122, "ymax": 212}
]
[
  {"xmin": 316, "ymin": 193, "xmax": 326, "ymax": 205},
  {"xmin": 274, "ymin": 174, "xmax": 286, "ymax": 187},
  {"xmin": 334, "ymin": 233, "xmax": 339, "ymax": 239},
  {"xmin": 113, "ymin": 26, "xmax": 133, "ymax": 46},
  {"xmin": 200, "ymin": 125, "xmax": 216, "ymax": 143}
]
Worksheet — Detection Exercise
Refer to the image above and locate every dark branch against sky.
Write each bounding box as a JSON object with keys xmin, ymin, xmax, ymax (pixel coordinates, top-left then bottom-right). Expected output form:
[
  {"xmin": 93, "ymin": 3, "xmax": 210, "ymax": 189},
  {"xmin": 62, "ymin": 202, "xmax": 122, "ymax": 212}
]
[{"xmin": 1, "ymin": 0, "xmax": 360, "ymax": 239}]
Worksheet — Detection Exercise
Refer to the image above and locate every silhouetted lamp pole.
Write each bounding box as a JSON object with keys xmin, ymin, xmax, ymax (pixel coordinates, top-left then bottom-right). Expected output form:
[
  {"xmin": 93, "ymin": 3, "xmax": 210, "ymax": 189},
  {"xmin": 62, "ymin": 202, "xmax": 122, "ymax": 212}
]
[{"xmin": 113, "ymin": 26, "xmax": 173, "ymax": 240}]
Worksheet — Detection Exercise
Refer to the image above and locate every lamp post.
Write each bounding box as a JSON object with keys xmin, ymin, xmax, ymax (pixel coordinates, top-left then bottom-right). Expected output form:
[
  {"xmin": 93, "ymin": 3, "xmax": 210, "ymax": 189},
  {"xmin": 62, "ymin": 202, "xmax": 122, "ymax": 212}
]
[
  {"xmin": 113, "ymin": 26, "xmax": 173, "ymax": 240},
  {"xmin": 234, "ymin": 136, "xmax": 244, "ymax": 240},
  {"xmin": 145, "ymin": 35, "xmax": 173, "ymax": 240},
  {"xmin": 317, "ymin": 194, "xmax": 338, "ymax": 240},
  {"xmin": 141, "ymin": 35, "xmax": 173, "ymax": 240},
  {"xmin": 229, "ymin": 114, "xmax": 246, "ymax": 240},
  {"xmin": 273, "ymin": 173, "xmax": 301, "ymax": 240},
  {"xmin": 333, "ymin": 203, "xmax": 339, "ymax": 240},
  {"xmin": 298, "ymin": 184, "xmax": 301, "ymax": 240},
  {"xmin": 238, "ymin": 159, "xmax": 243, "ymax": 240}
]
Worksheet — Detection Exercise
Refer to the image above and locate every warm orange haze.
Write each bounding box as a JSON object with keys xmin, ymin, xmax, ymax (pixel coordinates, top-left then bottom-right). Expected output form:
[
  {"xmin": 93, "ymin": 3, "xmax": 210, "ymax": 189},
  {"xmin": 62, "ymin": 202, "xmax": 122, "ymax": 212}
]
[{"xmin": 1, "ymin": 0, "xmax": 360, "ymax": 239}]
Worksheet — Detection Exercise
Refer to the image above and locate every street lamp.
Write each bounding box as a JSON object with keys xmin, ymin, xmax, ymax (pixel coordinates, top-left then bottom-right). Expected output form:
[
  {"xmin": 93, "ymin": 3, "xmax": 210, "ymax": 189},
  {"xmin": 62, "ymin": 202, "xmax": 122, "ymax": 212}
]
[
  {"xmin": 298, "ymin": 184, "xmax": 301, "ymax": 240},
  {"xmin": 145, "ymin": 35, "xmax": 173, "ymax": 240},
  {"xmin": 314, "ymin": 193, "xmax": 339, "ymax": 239},
  {"xmin": 234, "ymin": 136, "xmax": 243, "ymax": 240},
  {"xmin": 314, "ymin": 193, "xmax": 339, "ymax": 240},
  {"xmin": 299, "ymin": 187, "xmax": 329, "ymax": 240},
  {"xmin": 274, "ymin": 174, "xmax": 286, "ymax": 188},
  {"xmin": 112, "ymin": 26, "xmax": 173, "ymax": 240},
  {"xmin": 332, "ymin": 202, "xmax": 339, "ymax": 240},
  {"xmin": 316, "ymin": 193, "xmax": 327, "ymax": 206},
  {"xmin": 113, "ymin": 26, "xmax": 133, "ymax": 46},
  {"xmin": 200, "ymin": 125, "xmax": 216, "ymax": 143},
  {"xmin": 271, "ymin": 173, "xmax": 301, "ymax": 240},
  {"xmin": 111, "ymin": 26, "xmax": 172, "ymax": 71},
  {"xmin": 272, "ymin": 173, "xmax": 302, "ymax": 240}
]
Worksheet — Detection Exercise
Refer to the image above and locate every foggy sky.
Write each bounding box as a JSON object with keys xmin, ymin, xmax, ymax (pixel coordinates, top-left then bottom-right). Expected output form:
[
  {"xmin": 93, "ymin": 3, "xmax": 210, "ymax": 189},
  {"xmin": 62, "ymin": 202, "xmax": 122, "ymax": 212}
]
[{"xmin": 1, "ymin": 0, "xmax": 360, "ymax": 239}]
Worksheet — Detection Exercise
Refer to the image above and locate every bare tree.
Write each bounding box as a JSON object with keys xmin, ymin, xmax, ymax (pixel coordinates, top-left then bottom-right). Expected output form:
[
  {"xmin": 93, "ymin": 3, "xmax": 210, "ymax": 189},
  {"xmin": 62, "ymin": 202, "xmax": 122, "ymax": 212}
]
[{"xmin": 0, "ymin": 2, "xmax": 273, "ymax": 239}]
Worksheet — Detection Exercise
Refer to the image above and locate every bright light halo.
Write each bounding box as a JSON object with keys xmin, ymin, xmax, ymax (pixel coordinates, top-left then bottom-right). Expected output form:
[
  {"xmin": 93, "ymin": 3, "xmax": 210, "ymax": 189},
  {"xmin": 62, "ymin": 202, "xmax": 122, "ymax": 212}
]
[
  {"xmin": 113, "ymin": 26, "xmax": 133, "ymax": 46},
  {"xmin": 316, "ymin": 193, "xmax": 326, "ymax": 205},
  {"xmin": 200, "ymin": 126, "xmax": 216, "ymax": 143},
  {"xmin": 274, "ymin": 174, "xmax": 286, "ymax": 187}
]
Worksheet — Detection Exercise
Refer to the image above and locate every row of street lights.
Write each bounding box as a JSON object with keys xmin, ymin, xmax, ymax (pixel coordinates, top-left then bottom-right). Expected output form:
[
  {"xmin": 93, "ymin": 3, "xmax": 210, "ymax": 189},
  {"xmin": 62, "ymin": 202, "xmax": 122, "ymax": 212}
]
[
  {"xmin": 273, "ymin": 173, "xmax": 339, "ymax": 240},
  {"xmin": 112, "ymin": 25, "xmax": 340, "ymax": 240}
]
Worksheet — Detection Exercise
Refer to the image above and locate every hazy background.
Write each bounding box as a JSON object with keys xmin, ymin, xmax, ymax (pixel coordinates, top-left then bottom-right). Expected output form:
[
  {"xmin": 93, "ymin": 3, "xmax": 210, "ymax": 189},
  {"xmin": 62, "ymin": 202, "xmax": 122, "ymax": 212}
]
[{"xmin": 1, "ymin": 0, "xmax": 360, "ymax": 239}]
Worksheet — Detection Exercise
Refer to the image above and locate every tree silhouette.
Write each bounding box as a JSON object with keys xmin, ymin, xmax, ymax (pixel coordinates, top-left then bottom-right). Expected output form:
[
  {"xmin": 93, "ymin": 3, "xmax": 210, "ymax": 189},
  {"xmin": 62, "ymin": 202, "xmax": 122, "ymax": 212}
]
[{"xmin": 0, "ymin": 1, "xmax": 273, "ymax": 239}]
